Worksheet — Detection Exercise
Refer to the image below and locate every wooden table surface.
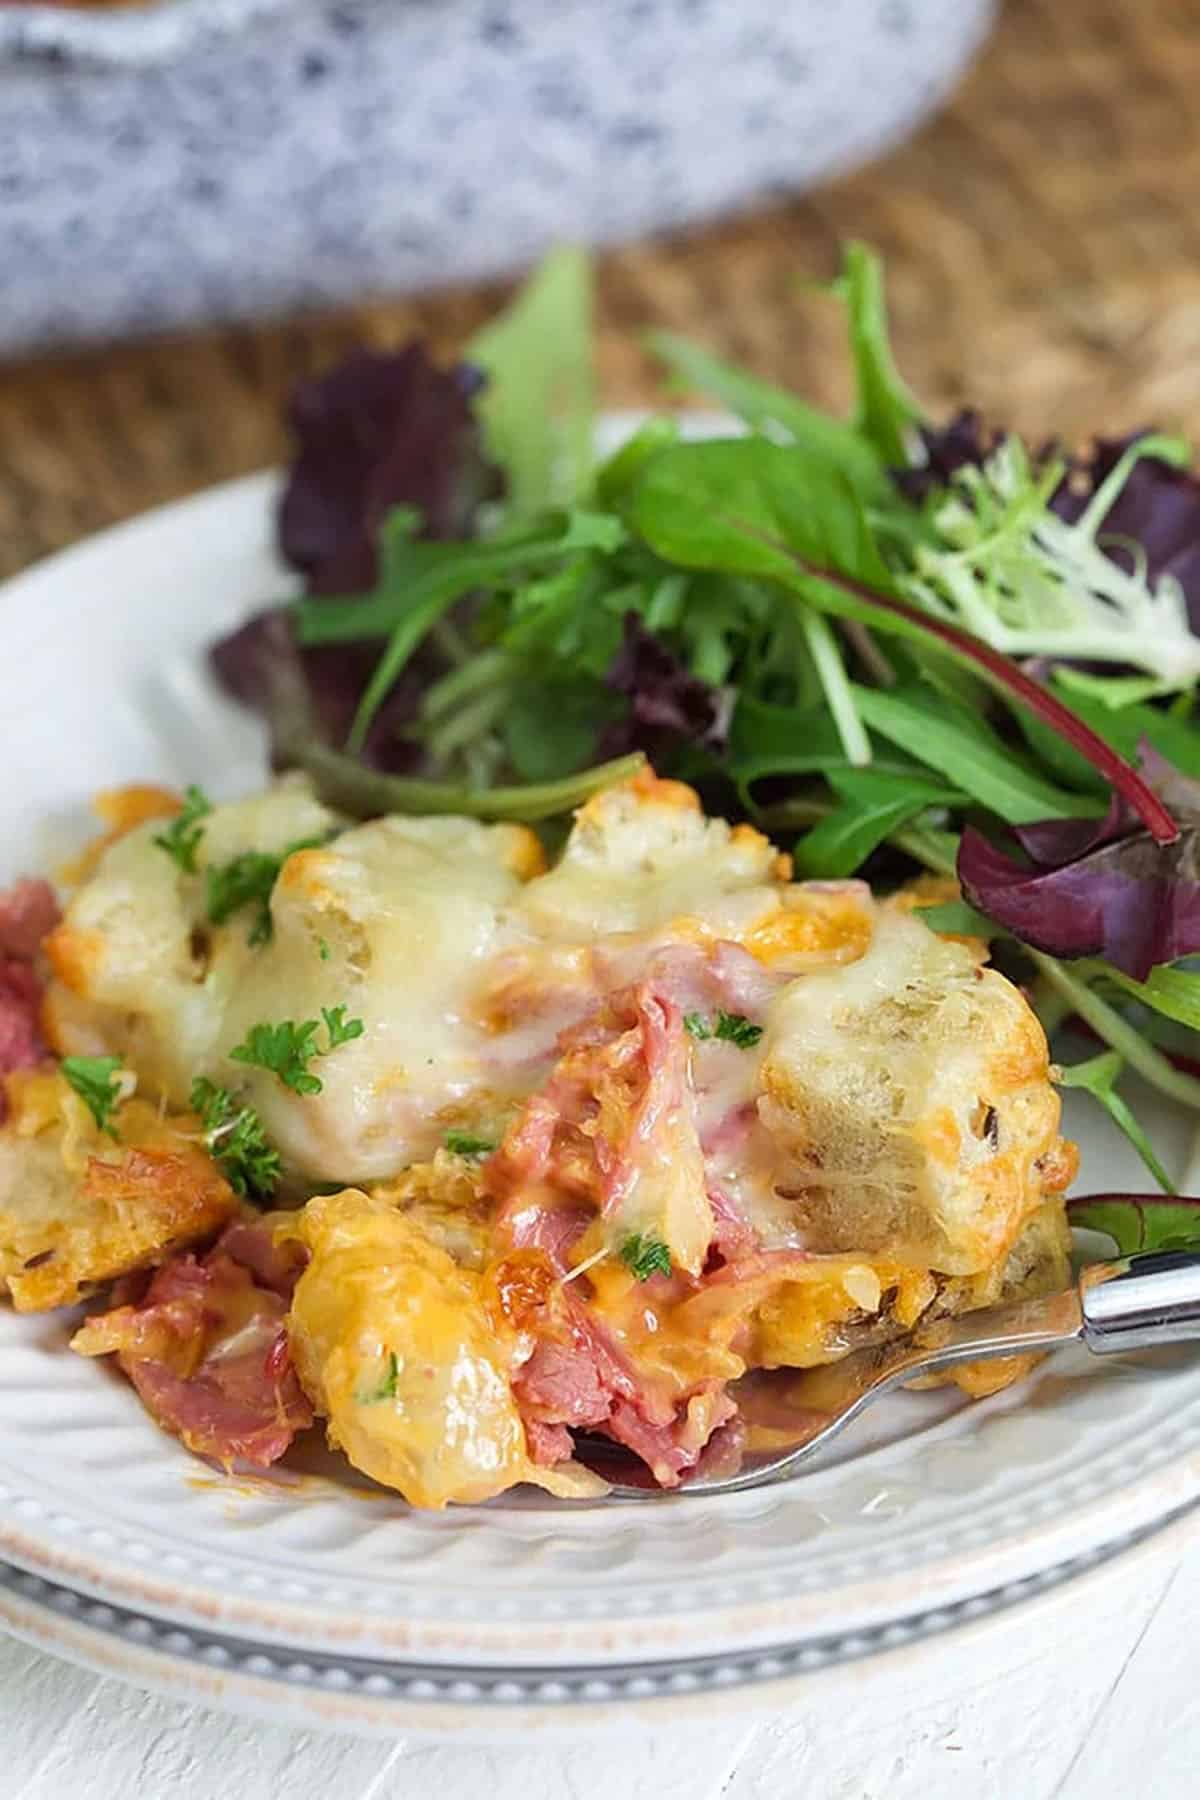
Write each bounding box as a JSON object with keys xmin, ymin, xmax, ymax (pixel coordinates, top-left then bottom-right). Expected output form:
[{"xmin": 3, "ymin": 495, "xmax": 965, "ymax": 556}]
[{"xmin": 3, "ymin": 0, "xmax": 1200, "ymax": 583}]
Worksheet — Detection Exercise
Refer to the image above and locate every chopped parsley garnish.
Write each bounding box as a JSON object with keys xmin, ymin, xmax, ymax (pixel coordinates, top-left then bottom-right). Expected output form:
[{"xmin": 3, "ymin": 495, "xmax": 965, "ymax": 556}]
[
  {"xmin": 317, "ymin": 938, "xmax": 331, "ymax": 962},
  {"xmin": 229, "ymin": 1008, "xmax": 365, "ymax": 1095},
  {"xmin": 618, "ymin": 1232, "xmax": 672, "ymax": 1281},
  {"xmin": 357, "ymin": 1352, "xmax": 400, "ymax": 1405},
  {"xmin": 152, "ymin": 785, "xmax": 213, "ymax": 874},
  {"xmin": 60, "ymin": 1055, "xmax": 125, "ymax": 1139},
  {"xmin": 205, "ymin": 835, "xmax": 326, "ymax": 947},
  {"xmin": 683, "ymin": 1010, "xmax": 763, "ymax": 1049},
  {"xmin": 444, "ymin": 1130, "xmax": 496, "ymax": 1158},
  {"xmin": 189, "ymin": 1076, "xmax": 282, "ymax": 1203},
  {"xmin": 320, "ymin": 1004, "xmax": 364, "ymax": 1051}
]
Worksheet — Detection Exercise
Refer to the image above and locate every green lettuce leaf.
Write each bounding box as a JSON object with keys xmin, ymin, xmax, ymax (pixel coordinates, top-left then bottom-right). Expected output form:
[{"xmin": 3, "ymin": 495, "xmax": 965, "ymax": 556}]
[{"xmin": 469, "ymin": 246, "xmax": 595, "ymax": 518}]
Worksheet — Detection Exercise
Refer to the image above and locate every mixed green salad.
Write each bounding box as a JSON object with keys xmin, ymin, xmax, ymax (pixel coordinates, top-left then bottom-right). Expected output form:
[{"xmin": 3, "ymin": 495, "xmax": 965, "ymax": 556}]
[{"xmin": 212, "ymin": 244, "xmax": 1200, "ymax": 1251}]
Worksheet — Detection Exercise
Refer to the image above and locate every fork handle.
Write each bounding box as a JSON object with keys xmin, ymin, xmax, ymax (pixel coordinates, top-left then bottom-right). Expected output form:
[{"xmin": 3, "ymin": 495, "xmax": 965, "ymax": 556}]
[{"xmin": 1081, "ymin": 1250, "xmax": 1200, "ymax": 1353}]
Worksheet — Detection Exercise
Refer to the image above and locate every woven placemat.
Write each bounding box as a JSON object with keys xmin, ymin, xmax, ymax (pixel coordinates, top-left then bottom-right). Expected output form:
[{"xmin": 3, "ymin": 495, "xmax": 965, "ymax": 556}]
[{"xmin": 2, "ymin": 0, "xmax": 1199, "ymax": 579}]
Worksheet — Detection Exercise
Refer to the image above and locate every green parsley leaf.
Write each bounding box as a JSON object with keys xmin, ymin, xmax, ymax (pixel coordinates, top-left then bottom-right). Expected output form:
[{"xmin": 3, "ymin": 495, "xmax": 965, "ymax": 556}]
[
  {"xmin": 317, "ymin": 938, "xmax": 331, "ymax": 962},
  {"xmin": 444, "ymin": 1130, "xmax": 496, "ymax": 1159},
  {"xmin": 684, "ymin": 1011, "xmax": 763, "ymax": 1049},
  {"xmin": 618, "ymin": 1233, "xmax": 673, "ymax": 1282},
  {"xmin": 205, "ymin": 836, "xmax": 325, "ymax": 946},
  {"xmin": 61, "ymin": 1055, "xmax": 124, "ymax": 1139},
  {"xmin": 152, "ymin": 786, "xmax": 213, "ymax": 874},
  {"xmin": 229, "ymin": 1008, "xmax": 365, "ymax": 1096},
  {"xmin": 230, "ymin": 1020, "xmax": 323, "ymax": 1095},
  {"xmin": 356, "ymin": 1351, "xmax": 400, "ymax": 1406},
  {"xmin": 189, "ymin": 1076, "xmax": 282, "ymax": 1203},
  {"xmin": 715, "ymin": 1012, "xmax": 764, "ymax": 1049},
  {"xmin": 321, "ymin": 1005, "xmax": 365, "ymax": 1051}
]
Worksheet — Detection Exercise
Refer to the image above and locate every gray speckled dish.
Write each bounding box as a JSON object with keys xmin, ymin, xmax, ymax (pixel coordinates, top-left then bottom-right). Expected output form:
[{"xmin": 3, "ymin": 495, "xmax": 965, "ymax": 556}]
[{"xmin": 1, "ymin": 0, "xmax": 994, "ymax": 353}]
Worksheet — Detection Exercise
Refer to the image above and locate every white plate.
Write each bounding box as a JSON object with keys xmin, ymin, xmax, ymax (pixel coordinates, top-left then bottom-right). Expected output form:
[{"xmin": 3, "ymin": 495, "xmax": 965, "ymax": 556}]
[{"xmin": 4, "ymin": 466, "xmax": 1200, "ymax": 1730}]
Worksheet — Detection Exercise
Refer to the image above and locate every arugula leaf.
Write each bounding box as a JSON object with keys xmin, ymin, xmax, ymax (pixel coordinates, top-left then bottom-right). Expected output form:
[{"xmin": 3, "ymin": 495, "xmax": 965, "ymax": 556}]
[
  {"xmin": 684, "ymin": 1011, "xmax": 763, "ymax": 1049},
  {"xmin": 297, "ymin": 512, "xmax": 626, "ymax": 752},
  {"xmin": 298, "ymin": 511, "xmax": 626, "ymax": 649},
  {"xmin": 189, "ymin": 1076, "xmax": 281, "ymax": 1202},
  {"xmin": 851, "ymin": 685, "xmax": 1091, "ymax": 825},
  {"xmin": 915, "ymin": 899, "xmax": 1000, "ymax": 939},
  {"xmin": 835, "ymin": 240, "xmax": 923, "ymax": 466},
  {"xmin": 646, "ymin": 332, "xmax": 894, "ymax": 506},
  {"xmin": 501, "ymin": 672, "xmax": 621, "ymax": 781},
  {"xmin": 594, "ymin": 417, "xmax": 680, "ymax": 506},
  {"xmin": 618, "ymin": 1233, "xmax": 673, "ymax": 1281},
  {"xmin": 1056, "ymin": 1051, "xmax": 1175, "ymax": 1192},
  {"xmin": 795, "ymin": 767, "xmax": 964, "ymax": 880},
  {"xmin": 60, "ymin": 1055, "xmax": 124, "ymax": 1139},
  {"xmin": 1081, "ymin": 961, "xmax": 1200, "ymax": 1033},
  {"xmin": 468, "ymin": 245, "xmax": 595, "ymax": 519},
  {"xmin": 630, "ymin": 436, "xmax": 1177, "ymax": 847},
  {"xmin": 152, "ymin": 786, "xmax": 213, "ymax": 874},
  {"xmin": 1051, "ymin": 668, "xmax": 1176, "ymax": 711},
  {"xmin": 356, "ymin": 1351, "xmax": 401, "ymax": 1405},
  {"xmin": 631, "ymin": 435, "xmax": 898, "ymax": 604},
  {"xmin": 1045, "ymin": 680, "xmax": 1200, "ymax": 779},
  {"xmin": 229, "ymin": 1008, "xmax": 364, "ymax": 1096},
  {"xmin": 725, "ymin": 698, "xmax": 921, "ymax": 812},
  {"xmin": 1068, "ymin": 1195, "xmax": 1200, "ymax": 1255},
  {"xmin": 444, "ymin": 1130, "xmax": 496, "ymax": 1158}
]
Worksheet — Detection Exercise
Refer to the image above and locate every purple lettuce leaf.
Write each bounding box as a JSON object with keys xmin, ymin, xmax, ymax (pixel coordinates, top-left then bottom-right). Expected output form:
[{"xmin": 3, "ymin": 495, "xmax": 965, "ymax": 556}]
[
  {"xmin": 599, "ymin": 613, "xmax": 733, "ymax": 760},
  {"xmin": 210, "ymin": 609, "xmax": 430, "ymax": 774},
  {"xmin": 212, "ymin": 342, "xmax": 501, "ymax": 771},
  {"xmin": 1012, "ymin": 793, "xmax": 1136, "ymax": 866},
  {"xmin": 278, "ymin": 345, "xmax": 499, "ymax": 593},
  {"xmin": 959, "ymin": 745, "xmax": 1200, "ymax": 979},
  {"xmin": 1050, "ymin": 432, "xmax": 1200, "ymax": 632},
  {"xmin": 891, "ymin": 409, "xmax": 999, "ymax": 504}
]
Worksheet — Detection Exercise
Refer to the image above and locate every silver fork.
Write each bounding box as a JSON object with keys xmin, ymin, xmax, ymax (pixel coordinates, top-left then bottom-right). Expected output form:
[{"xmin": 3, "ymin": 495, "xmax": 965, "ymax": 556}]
[{"xmin": 591, "ymin": 1239, "xmax": 1200, "ymax": 1499}]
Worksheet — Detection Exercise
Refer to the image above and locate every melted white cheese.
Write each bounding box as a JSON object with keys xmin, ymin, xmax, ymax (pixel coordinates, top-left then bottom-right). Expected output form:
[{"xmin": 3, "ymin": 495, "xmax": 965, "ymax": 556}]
[{"xmin": 47, "ymin": 775, "xmax": 1060, "ymax": 1269}]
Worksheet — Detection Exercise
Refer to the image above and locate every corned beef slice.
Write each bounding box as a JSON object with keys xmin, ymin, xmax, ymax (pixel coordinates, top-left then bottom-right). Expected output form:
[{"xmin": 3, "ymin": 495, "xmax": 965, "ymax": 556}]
[
  {"xmin": 0, "ymin": 879, "xmax": 60, "ymax": 1087},
  {"xmin": 72, "ymin": 1220, "xmax": 312, "ymax": 1468}
]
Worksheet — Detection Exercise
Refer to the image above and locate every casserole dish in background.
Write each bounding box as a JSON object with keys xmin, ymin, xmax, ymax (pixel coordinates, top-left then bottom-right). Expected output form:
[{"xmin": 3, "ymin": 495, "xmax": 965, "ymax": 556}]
[{"xmin": 0, "ymin": 0, "xmax": 994, "ymax": 354}]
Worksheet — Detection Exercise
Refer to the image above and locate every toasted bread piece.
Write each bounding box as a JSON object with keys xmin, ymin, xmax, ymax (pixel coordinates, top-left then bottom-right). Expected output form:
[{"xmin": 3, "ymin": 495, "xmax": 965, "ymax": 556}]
[
  {"xmin": 0, "ymin": 1069, "xmax": 236, "ymax": 1311},
  {"xmin": 759, "ymin": 909, "xmax": 1067, "ymax": 1275}
]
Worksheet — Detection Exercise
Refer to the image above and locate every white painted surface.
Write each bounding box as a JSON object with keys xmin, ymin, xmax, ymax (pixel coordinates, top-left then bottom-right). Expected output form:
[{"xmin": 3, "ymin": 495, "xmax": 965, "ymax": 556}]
[{"xmin": 2, "ymin": 1513, "xmax": 1195, "ymax": 1797}]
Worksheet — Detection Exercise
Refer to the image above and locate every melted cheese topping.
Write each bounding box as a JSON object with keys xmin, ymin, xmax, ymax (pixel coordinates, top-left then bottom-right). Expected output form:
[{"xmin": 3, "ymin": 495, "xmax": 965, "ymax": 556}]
[
  {"xmin": 29, "ymin": 769, "xmax": 1081, "ymax": 1504},
  {"xmin": 44, "ymin": 771, "xmax": 1066, "ymax": 1276},
  {"xmin": 284, "ymin": 1189, "xmax": 599, "ymax": 1507}
]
